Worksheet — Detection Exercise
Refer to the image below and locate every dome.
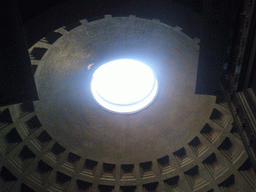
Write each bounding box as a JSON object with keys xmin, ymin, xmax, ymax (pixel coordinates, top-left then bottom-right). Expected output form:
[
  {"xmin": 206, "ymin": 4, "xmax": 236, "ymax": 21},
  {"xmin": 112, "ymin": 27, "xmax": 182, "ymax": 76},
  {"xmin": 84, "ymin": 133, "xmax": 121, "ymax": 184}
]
[{"xmin": 0, "ymin": 1, "xmax": 255, "ymax": 192}]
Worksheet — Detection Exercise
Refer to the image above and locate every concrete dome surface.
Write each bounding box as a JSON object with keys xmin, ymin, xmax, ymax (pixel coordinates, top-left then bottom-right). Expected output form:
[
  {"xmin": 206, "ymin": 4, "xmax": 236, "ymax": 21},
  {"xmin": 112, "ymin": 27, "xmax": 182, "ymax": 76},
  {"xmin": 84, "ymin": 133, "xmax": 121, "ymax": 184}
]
[{"xmin": 0, "ymin": 2, "xmax": 255, "ymax": 191}]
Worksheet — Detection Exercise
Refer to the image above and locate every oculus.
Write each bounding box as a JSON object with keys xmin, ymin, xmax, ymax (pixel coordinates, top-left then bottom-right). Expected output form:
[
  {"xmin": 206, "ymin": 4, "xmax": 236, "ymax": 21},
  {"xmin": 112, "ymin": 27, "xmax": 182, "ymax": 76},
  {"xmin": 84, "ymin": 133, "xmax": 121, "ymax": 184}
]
[{"xmin": 91, "ymin": 59, "xmax": 158, "ymax": 113}]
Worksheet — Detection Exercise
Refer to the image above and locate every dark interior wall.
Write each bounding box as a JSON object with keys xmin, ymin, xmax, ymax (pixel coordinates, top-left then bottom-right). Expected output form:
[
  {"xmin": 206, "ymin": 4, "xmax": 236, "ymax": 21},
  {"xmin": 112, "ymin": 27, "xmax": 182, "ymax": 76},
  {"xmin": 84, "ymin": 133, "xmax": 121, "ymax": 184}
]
[
  {"xmin": 19, "ymin": 0, "xmax": 203, "ymax": 24},
  {"xmin": 195, "ymin": 0, "xmax": 243, "ymax": 95},
  {"xmin": 22, "ymin": 0, "xmax": 202, "ymax": 48},
  {"xmin": 0, "ymin": 0, "xmax": 38, "ymax": 106}
]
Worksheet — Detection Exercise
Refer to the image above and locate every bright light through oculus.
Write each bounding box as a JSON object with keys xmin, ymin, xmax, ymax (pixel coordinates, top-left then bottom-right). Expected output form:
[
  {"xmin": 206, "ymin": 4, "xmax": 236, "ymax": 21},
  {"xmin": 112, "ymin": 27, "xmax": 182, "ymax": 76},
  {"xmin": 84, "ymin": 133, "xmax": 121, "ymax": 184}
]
[{"xmin": 91, "ymin": 59, "xmax": 158, "ymax": 113}]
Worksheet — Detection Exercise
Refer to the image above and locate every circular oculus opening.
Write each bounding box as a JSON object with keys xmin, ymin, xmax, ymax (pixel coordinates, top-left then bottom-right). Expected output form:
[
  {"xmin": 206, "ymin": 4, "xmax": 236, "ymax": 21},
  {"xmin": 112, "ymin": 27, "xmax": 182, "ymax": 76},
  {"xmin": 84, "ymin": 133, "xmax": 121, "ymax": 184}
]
[{"xmin": 91, "ymin": 59, "xmax": 158, "ymax": 113}]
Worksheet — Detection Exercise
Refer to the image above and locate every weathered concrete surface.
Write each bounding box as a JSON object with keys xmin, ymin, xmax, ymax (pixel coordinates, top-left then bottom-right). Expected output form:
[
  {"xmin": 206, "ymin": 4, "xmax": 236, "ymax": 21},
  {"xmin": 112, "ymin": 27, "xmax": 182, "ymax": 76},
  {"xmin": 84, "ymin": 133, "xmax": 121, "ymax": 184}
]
[{"xmin": 34, "ymin": 17, "xmax": 216, "ymax": 163}]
